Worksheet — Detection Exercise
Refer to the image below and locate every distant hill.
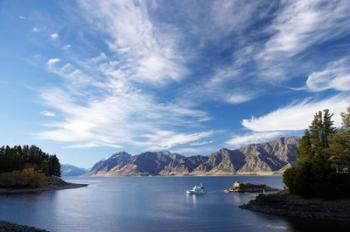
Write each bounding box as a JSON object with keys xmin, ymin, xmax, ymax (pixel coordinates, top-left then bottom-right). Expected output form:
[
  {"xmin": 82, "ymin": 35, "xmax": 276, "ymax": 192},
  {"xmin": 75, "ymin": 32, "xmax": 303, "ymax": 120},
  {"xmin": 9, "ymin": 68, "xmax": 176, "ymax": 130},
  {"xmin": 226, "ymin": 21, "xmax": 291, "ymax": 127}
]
[
  {"xmin": 88, "ymin": 137, "xmax": 299, "ymax": 176},
  {"xmin": 61, "ymin": 164, "xmax": 87, "ymax": 176}
]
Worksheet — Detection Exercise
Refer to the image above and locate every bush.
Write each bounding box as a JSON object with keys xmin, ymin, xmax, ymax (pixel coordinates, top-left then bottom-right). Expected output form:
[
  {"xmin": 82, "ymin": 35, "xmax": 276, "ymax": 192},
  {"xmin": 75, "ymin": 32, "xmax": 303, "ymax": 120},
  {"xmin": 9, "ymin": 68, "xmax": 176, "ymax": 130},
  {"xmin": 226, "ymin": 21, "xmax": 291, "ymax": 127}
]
[
  {"xmin": 0, "ymin": 168, "xmax": 46, "ymax": 188},
  {"xmin": 283, "ymin": 167, "xmax": 296, "ymax": 193}
]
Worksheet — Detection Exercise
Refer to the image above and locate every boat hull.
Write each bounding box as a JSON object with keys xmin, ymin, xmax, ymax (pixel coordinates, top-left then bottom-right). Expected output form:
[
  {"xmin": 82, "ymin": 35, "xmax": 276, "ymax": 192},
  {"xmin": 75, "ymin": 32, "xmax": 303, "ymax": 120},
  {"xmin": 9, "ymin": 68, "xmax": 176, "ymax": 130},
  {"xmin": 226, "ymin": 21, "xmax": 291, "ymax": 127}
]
[{"xmin": 186, "ymin": 190, "xmax": 206, "ymax": 195}]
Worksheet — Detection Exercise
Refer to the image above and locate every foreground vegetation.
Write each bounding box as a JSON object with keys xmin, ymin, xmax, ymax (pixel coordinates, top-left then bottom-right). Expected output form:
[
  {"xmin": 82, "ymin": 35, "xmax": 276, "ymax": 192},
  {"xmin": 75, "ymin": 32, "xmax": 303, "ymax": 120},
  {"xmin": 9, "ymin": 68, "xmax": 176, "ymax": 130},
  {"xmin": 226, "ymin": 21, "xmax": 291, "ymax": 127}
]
[
  {"xmin": 284, "ymin": 107, "xmax": 350, "ymax": 199},
  {"xmin": 0, "ymin": 168, "xmax": 46, "ymax": 188},
  {"xmin": 0, "ymin": 145, "xmax": 61, "ymax": 188}
]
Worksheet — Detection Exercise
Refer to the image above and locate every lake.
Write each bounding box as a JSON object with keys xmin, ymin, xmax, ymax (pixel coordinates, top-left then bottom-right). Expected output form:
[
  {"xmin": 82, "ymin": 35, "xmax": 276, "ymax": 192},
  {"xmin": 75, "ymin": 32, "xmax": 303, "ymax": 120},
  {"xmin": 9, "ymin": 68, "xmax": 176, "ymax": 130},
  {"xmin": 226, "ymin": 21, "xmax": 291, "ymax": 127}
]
[{"xmin": 0, "ymin": 176, "xmax": 348, "ymax": 232}]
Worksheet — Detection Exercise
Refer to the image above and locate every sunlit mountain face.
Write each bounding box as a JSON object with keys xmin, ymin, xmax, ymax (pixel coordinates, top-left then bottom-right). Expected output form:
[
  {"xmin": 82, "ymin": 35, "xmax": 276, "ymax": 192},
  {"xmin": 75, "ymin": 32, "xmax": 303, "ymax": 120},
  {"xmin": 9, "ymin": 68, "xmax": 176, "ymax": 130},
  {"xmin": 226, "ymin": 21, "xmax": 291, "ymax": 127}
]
[{"xmin": 1, "ymin": 0, "xmax": 350, "ymax": 168}]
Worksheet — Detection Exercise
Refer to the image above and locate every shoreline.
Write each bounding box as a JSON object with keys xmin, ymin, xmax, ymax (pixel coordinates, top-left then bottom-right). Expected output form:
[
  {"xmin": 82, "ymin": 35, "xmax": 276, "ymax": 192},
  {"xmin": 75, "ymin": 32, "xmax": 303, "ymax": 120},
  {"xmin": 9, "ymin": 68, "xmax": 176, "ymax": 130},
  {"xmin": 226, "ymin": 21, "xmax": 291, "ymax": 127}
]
[
  {"xmin": 0, "ymin": 176, "xmax": 88, "ymax": 194},
  {"xmin": 0, "ymin": 183, "xmax": 87, "ymax": 194},
  {"xmin": 240, "ymin": 191, "xmax": 350, "ymax": 221},
  {"xmin": 0, "ymin": 220, "xmax": 48, "ymax": 232}
]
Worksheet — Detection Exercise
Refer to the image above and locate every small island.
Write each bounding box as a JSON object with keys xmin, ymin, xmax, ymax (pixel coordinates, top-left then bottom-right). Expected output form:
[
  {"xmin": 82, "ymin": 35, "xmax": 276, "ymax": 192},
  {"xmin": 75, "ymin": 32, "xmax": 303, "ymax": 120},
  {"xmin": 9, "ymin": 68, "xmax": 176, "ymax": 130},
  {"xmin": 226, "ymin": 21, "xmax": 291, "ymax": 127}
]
[
  {"xmin": 241, "ymin": 107, "xmax": 350, "ymax": 221},
  {"xmin": 225, "ymin": 181, "xmax": 279, "ymax": 193},
  {"xmin": 0, "ymin": 145, "xmax": 87, "ymax": 194}
]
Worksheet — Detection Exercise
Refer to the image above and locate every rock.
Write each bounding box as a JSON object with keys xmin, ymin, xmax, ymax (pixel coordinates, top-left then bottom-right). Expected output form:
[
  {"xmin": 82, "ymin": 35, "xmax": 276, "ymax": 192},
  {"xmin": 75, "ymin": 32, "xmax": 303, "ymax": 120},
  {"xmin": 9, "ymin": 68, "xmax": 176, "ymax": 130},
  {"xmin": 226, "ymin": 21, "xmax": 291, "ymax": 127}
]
[
  {"xmin": 240, "ymin": 191, "xmax": 350, "ymax": 221},
  {"xmin": 225, "ymin": 181, "xmax": 279, "ymax": 193},
  {"xmin": 0, "ymin": 221, "xmax": 48, "ymax": 232}
]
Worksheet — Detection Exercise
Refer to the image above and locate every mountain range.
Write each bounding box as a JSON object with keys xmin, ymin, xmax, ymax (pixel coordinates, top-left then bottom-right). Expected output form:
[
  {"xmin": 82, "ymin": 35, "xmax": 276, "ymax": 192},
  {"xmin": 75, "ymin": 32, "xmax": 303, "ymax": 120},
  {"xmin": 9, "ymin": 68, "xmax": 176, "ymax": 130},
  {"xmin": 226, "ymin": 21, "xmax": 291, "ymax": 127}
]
[
  {"xmin": 61, "ymin": 164, "xmax": 87, "ymax": 176},
  {"xmin": 88, "ymin": 137, "xmax": 299, "ymax": 176}
]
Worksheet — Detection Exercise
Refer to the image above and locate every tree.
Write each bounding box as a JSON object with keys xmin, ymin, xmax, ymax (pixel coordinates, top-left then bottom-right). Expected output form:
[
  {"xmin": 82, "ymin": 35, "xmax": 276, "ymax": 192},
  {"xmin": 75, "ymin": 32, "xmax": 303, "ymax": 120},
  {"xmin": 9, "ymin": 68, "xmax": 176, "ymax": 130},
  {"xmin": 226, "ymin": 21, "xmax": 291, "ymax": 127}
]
[
  {"xmin": 341, "ymin": 106, "xmax": 350, "ymax": 129},
  {"xmin": 283, "ymin": 108, "xmax": 350, "ymax": 199},
  {"xmin": 296, "ymin": 129, "xmax": 312, "ymax": 164},
  {"xmin": 41, "ymin": 160, "xmax": 50, "ymax": 176},
  {"xmin": 0, "ymin": 145, "xmax": 61, "ymax": 177},
  {"xmin": 48, "ymin": 155, "xmax": 61, "ymax": 177}
]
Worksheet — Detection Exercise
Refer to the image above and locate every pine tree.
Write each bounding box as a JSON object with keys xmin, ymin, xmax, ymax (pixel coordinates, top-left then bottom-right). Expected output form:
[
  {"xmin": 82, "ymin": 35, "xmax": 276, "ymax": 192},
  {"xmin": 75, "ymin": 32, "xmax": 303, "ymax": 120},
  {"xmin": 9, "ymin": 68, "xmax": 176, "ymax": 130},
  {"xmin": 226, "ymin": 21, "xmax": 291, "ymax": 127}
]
[
  {"xmin": 0, "ymin": 145, "xmax": 61, "ymax": 177},
  {"xmin": 283, "ymin": 108, "xmax": 347, "ymax": 199},
  {"xmin": 341, "ymin": 106, "xmax": 350, "ymax": 129},
  {"xmin": 297, "ymin": 129, "xmax": 312, "ymax": 164}
]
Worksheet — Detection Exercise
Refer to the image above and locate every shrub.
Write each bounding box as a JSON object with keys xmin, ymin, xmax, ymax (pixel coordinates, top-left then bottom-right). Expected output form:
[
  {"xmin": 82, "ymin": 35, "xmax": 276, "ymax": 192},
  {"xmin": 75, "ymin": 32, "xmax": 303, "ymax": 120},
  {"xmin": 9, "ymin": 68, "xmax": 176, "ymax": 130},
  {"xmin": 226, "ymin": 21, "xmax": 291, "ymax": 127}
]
[{"xmin": 0, "ymin": 168, "xmax": 46, "ymax": 188}]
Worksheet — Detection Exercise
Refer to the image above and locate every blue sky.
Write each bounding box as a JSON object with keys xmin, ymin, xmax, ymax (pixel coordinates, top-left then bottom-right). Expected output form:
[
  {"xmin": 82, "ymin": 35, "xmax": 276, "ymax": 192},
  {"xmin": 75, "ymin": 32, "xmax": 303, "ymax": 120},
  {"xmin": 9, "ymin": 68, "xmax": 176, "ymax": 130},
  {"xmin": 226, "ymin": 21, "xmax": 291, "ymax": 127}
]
[{"xmin": 1, "ymin": 0, "xmax": 350, "ymax": 168}]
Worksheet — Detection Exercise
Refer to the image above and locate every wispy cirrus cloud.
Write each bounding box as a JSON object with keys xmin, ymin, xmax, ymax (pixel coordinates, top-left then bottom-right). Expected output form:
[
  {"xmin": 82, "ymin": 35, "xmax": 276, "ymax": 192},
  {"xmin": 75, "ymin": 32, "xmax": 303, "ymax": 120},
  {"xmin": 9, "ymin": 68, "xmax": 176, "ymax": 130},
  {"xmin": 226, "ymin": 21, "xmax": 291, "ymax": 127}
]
[
  {"xmin": 38, "ymin": 45, "xmax": 211, "ymax": 151},
  {"xmin": 41, "ymin": 110, "xmax": 55, "ymax": 117},
  {"xmin": 242, "ymin": 95, "xmax": 350, "ymax": 132},
  {"xmin": 306, "ymin": 57, "xmax": 350, "ymax": 92},
  {"xmin": 226, "ymin": 94, "xmax": 350, "ymax": 146},
  {"xmin": 47, "ymin": 58, "xmax": 60, "ymax": 66},
  {"xmin": 256, "ymin": 0, "xmax": 350, "ymax": 81},
  {"xmin": 37, "ymin": 80, "xmax": 212, "ymax": 150},
  {"xmin": 141, "ymin": 130, "xmax": 214, "ymax": 150},
  {"xmin": 226, "ymin": 92, "xmax": 256, "ymax": 105},
  {"xmin": 226, "ymin": 131, "xmax": 282, "ymax": 146},
  {"xmin": 32, "ymin": 0, "xmax": 350, "ymax": 152},
  {"xmin": 260, "ymin": 0, "xmax": 350, "ymax": 59},
  {"xmin": 78, "ymin": 0, "xmax": 187, "ymax": 86},
  {"xmin": 63, "ymin": 44, "xmax": 71, "ymax": 50},
  {"xmin": 32, "ymin": 27, "xmax": 41, "ymax": 32}
]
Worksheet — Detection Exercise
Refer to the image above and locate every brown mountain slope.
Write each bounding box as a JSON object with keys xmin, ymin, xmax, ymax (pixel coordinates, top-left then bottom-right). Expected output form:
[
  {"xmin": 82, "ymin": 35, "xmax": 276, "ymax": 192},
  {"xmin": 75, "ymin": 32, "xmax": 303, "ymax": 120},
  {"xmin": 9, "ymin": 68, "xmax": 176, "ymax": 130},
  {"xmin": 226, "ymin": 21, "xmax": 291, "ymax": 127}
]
[{"xmin": 88, "ymin": 137, "xmax": 299, "ymax": 176}]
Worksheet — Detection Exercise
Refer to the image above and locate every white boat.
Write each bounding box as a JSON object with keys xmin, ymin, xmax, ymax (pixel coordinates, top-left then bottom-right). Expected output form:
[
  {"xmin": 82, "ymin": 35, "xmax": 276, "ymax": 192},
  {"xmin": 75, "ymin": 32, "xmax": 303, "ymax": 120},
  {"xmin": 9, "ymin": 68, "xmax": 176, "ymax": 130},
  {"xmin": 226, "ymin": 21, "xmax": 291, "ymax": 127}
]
[{"xmin": 186, "ymin": 184, "xmax": 206, "ymax": 195}]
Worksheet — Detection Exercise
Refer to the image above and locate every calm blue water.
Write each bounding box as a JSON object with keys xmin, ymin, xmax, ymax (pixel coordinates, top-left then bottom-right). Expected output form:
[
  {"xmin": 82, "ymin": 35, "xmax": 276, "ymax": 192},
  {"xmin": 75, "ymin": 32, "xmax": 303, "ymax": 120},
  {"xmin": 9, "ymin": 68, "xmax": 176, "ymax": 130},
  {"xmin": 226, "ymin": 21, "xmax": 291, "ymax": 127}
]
[{"xmin": 0, "ymin": 176, "xmax": 348, "ymax": 232}]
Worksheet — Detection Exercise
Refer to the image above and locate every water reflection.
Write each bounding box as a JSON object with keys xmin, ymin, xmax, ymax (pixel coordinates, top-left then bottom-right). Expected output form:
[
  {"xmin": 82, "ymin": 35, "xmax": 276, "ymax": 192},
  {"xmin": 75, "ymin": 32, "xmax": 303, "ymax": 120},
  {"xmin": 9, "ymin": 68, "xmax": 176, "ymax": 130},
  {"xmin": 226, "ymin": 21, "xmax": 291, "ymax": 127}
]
[
  {"xmin": 185, "ymin": 193, "xmax": 197, "ymax": 206},
  {"xmin": 1, "ymin": 176, "xmax": 347, "ymax": 232}
]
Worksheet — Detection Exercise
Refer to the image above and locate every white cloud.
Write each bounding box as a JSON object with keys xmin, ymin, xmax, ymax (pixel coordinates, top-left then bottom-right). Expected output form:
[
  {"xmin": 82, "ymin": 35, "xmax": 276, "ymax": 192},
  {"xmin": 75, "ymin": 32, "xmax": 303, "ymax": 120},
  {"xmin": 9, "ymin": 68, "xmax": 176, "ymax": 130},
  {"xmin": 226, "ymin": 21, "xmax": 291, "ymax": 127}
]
[
  {"xmin": 35, "ymin": 1, "xmax": 350, "ymax": 151},
  {"xmin": 180, "ymin": 64, "xmax": 258, "ymax": 105},
  {"xmin": 32, "ymin": 27, "xmax": 40, "ymax": 32},
  {"xmin": 141, "ymin": 130, "xmax": 213, "ymax": 149},
  {"xmin": 190, "ymin": 140, "xmax": 213, "ymax": 146},
  {"xmin": 191, "ymin": 0, "xmax": 264, "ymax": 43},
  {"xmin": 37, "ymin": 57, "xmax": 210, "ymax": 149},
  {"xmin": 226, "ymin": 131, "xmax": 283, "ymax": 146},
  {"xmin": 255, "ymin": 0, "xmax": 350, "ymax": 81},
  {"xmin": 307, "ymin": 57, "xmax": 350, "ymax": 92},
  {"xmin": 259, "ymin": 1, "xmax": 350, "ymax": 61},
  {"xmin": 18, "ymin": 16, "xmax": 26, "ymax": 20},
  {"xmin": 242, "ymin": 95, "xmax": 350, "ymax": 132},
  {"xmin": 226, "ymin": 93, "xmax": 254, "ymax": 104},
  {"xmin": 36, "ymin": 1, "xmax": 212, "ymax": 150},
  {"xmin": 63, "ymin": 44, "xmax": 71, "ymax": 50},
  {"xmin": 65, "ymin": 142, "xmax": 122, "ymax": 149},
  {"xmin": 50, "ymin": 33, "xmax": 59, "ymax": 40},
  {"xmin": 41, "ymin": 111, "xmax": 55, "ymax": 117},
  {"xmin": 47, "ymin": 58, "xmax": 60, "ymax": 66},
  {"xmin": 78, "ymin": 0, "xmax": 187, "ymax": 85}
]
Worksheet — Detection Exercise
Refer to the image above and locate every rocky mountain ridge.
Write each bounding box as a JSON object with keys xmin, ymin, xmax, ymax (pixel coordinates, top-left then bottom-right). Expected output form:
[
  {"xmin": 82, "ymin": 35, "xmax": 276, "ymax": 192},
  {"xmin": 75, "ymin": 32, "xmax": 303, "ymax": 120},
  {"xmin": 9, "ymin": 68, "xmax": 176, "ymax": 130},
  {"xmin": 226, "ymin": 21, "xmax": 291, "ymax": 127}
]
[
  {"xmin": 61, "ymin": 164, "xmax": 87, "ymax": 176},
  {"xmin": 88, "ymin": 137, "xmax": 299, "ymax": 176}
]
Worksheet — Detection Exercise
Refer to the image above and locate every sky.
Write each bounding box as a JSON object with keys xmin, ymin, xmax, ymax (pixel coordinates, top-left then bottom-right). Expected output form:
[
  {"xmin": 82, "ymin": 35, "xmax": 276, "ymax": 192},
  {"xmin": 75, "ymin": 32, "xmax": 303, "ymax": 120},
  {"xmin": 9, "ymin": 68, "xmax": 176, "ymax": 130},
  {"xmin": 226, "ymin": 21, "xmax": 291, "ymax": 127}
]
[{"xmin": 1, "ymin": 0, "xmax": 350, "ymax": 168}]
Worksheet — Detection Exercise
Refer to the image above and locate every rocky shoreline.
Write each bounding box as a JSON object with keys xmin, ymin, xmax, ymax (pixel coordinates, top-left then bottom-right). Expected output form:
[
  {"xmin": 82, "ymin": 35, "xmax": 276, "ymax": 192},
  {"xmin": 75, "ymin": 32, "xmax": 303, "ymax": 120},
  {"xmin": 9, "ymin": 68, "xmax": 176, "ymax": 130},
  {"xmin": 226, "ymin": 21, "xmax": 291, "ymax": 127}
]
[
  {"xmin": 240, "ymin": 191, "xmax": 350, "ymax": 221},
  {"xmin": 0, "ymin": 177, "xmax": 87, "ymax": 194},
  {"xmin": 0, "ymin": 221, "xmax": 48, "ymax": 232}
]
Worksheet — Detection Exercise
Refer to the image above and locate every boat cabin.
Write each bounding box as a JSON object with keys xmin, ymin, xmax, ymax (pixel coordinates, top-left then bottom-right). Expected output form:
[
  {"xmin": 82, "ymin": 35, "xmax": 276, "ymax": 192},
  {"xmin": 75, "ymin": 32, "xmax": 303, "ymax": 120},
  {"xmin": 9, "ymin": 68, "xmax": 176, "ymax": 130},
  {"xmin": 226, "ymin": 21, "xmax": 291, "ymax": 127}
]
[{"xmin": 233, "ymin": 181, "xmax": 240, "ymax": 189}]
